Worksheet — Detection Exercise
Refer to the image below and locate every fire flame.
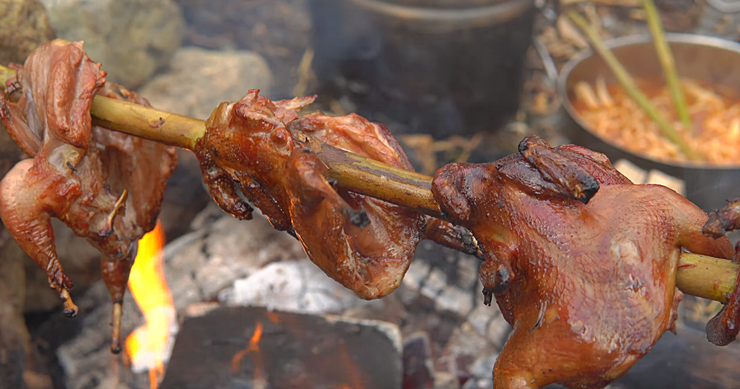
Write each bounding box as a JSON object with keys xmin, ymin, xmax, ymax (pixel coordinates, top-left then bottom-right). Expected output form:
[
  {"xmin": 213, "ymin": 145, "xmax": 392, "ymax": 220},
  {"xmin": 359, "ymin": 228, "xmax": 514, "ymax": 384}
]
[
  {"xmin": 125, "ymin": 221, "xmax": 175, "ymax": 389},
  {"xmin": 231, "ymin": 322, "xmax": 264, "ymax": 373},
  {"xmin": 231, "ymin": 322, "xmax": 268, "ymax": 388}
]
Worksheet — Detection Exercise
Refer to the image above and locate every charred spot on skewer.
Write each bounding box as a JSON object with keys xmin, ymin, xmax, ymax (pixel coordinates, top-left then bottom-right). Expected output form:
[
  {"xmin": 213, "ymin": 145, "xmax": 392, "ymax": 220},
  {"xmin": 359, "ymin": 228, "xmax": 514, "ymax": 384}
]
[{"xmin": 150, "ymin": 117, "xmax": 165, "ymax": 128}]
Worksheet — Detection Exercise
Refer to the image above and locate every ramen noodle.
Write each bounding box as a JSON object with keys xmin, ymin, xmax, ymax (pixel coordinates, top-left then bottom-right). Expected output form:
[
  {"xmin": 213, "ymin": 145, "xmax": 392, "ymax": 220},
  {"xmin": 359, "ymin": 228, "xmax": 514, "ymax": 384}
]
[{"xmin": 571, "ymin": 77, "xmax": 740, "ymax": 165}]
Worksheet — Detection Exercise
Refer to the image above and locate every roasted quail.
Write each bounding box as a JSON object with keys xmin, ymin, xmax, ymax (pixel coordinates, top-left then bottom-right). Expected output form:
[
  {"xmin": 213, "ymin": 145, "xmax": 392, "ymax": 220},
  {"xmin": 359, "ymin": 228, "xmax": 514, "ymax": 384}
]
[
  {"xmin": 432, "ymin": 136, "xmax": 735, "ymax": 389},
  {"xmin": 194, "ymin": 90, "xmax": 477, "ymax": 299},
  {"xmin": 0, "ymin": 39, "xmax": 177, "ymax": 353}
]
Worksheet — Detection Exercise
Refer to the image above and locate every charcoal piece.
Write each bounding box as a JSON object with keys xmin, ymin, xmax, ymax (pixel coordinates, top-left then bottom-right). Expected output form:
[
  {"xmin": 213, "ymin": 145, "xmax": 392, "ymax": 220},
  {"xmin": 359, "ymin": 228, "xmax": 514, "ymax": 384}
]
[
  {"xmin": 160, "ymin": 306, "xmax": 402, "ymax": 389},
  {"xmin": 402, "ymin": 333, "xmax": 434, "ymax": 389}
]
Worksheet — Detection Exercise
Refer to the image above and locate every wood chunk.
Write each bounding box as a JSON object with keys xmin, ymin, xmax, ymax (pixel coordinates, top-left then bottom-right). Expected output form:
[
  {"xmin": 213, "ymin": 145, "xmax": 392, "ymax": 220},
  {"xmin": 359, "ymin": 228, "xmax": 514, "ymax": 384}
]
[{"xmin": 160, "ymin": 306, "xmax": 402, "ymax": 389}]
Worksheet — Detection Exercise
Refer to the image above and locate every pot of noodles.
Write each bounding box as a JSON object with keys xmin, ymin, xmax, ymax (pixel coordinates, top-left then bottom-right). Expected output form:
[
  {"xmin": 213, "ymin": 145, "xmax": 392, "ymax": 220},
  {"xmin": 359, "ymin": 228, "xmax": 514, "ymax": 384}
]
[{"xmin": 558, "ymin": 33, "xmax": 740, "ymax": 212}]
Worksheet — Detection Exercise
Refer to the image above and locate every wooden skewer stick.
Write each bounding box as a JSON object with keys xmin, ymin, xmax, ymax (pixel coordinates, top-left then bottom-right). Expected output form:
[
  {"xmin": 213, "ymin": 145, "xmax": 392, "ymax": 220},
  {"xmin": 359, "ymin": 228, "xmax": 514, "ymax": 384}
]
[
  {"xmin": 1, "ymin": 68, "xmax": 737, "ymax": 303},
  {"xmin": 641, "ymin": 0, "xmax": 693, "ymax": 133}
]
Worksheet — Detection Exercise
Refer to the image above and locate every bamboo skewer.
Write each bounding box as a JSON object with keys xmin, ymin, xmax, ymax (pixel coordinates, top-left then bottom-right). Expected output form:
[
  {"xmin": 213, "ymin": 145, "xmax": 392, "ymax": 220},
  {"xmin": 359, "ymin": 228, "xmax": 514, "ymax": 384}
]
[
  {"xmin": 641, "ymin": 0, "xmax": 693, "ymax": 133},
  {"xmin": 1, "ymin": 66, "xmax": 738, "ymax": 303},
  {"xmin": 566, "ymin": 10, "xmax": 701, "ymax": 161}
]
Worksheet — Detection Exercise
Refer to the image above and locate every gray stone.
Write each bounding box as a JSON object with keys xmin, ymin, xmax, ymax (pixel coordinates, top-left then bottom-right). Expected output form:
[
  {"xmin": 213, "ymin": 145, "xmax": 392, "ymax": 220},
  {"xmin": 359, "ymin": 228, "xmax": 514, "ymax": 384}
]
[
  {"xmin": 138, "ymin": 47, "xmax": 272, "ymax": 120},
  {"xmin": 40, "ymin": 0, "xmax": 185, "ymax": 88},
  {"xmin": 0, "ymin": 231, "xmax": 32, "ymax": 389},
  {"xmin": 0, "ymin": 0, "xmax": 56, "ymax": 65}
]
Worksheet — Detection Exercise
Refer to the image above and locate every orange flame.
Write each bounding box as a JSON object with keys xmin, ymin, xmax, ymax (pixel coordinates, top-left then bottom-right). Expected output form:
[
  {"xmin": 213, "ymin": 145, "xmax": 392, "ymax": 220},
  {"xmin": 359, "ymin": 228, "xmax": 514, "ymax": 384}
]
[
  {"xmin": 231, "ymin": 322, "xmax": 264, "ymax": 373},
  {"xmin": 125, "ymin": 221, "xmax": 175, "ymax": 389},
  {"xmin": 231, "ymin": 322, "xmax": 268, "ymax": 388}
]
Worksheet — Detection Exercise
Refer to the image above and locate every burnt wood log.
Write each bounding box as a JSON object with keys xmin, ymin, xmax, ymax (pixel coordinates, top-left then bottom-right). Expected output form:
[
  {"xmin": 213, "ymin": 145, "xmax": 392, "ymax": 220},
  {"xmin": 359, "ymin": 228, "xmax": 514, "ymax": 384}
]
[{"xmin": 160, "ymin": 306, "xmax": 402, "ymax": 389}]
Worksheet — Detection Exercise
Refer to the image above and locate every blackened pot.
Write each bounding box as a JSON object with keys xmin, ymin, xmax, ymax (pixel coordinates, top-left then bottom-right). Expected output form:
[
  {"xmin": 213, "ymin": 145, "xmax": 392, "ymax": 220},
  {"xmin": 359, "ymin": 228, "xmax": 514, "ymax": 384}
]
[{"xmin": 308, "ymin": 0, "xmax": 535, "ymax": 138}]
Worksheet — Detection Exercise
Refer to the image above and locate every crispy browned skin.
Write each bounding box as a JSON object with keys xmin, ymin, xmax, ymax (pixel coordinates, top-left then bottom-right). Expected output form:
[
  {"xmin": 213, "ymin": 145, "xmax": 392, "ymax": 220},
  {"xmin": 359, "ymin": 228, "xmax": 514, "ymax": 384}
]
[
  {"xmin": 194, "ymin": 91, "xmax": 424, "ymax": 298},
  {"xmin": 194, "ymin": 90, "xmax": 475, "ymax": 298},
  {"xmin": 703, "ymin": 198, "xmax": 740, "ymax": 346},
  {"xmin": 432, "ymin": 136, "xmax": 734, "ymax": 389},
  {"xmin": 0, "ymin": 40, "xmax": 177, "ymax": 353}
]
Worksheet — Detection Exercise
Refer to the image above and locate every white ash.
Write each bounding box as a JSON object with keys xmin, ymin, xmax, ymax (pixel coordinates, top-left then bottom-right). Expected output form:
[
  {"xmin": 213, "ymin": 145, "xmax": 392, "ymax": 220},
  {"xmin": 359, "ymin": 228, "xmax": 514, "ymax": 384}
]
[
  {"xmin": 220, "ymin": 259, "xmax": 383, "ymax": 315},
  {"xmin": 398, "ymin": 240, "xmax": 480, "ymax": 318}
]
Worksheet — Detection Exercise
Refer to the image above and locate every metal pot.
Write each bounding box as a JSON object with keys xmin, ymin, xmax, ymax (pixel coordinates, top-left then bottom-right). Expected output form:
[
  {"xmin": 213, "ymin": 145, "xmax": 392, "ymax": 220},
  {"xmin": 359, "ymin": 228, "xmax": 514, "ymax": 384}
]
[
  {"xmin": 308, "ymin": 0, "xmax": 535, "ymax": 138},
  {"xmin": 557, "ymin": 33, "xmax": 740, "ymax": 212}
]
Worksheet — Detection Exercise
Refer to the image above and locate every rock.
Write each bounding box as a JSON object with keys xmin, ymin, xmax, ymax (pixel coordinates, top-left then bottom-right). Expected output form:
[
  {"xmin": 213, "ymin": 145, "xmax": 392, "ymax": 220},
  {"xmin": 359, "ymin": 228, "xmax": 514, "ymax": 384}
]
[
  {"xmin": 174, "ymin": 0, "xmax": 311, "ymax": 99},
  {"xmin": 158, "ymin": 149, "xmax": 211, "ymax": 241},
  {"xmin": 0, "ymin": 231, "xmax": 31, "ymax": 389},
  {"xmin": 137, "ymin": 47, "xmax": 272, "ymax": 120},
  {"xmin": 40, "ymin": 0, "xmax": 185, "ymax": 88},
  {"xmin": 0, "ymin": 0, "xmax": 56, "ymax": 65}
]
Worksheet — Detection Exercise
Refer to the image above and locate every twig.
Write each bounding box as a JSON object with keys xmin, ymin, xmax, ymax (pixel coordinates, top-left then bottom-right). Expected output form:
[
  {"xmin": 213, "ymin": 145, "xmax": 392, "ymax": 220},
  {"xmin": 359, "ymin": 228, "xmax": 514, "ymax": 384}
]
[
  {"xmin": 566, "ymin": 10, "xmax": 701, "ymax": 161},
  {"xmin": 0, "ymin": 65, "xmax": 735, "ymax": 302},
  {"xmin": 641, "ymin": 0, "xmax": 693, "ymax": 133}
]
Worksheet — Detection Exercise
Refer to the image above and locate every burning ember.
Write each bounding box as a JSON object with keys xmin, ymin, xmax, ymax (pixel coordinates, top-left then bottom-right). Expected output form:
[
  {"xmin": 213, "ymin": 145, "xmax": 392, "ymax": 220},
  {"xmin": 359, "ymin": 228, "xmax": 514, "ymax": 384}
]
[
  {"xmin": 231, "ymin": 322, "xmax": 267, "ymax": 388},
  {"xmin": 125, "ymin": 221, "xmax": 176, "ymax": 389}
]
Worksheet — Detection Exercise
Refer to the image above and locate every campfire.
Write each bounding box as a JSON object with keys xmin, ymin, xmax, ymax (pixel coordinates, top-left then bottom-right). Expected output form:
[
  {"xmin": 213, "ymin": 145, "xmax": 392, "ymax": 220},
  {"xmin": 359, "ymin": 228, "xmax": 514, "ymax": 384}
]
[
  {"xmin": 3, "ymin": 1, "xmax": 740, "ymax": 389},
  {"xmin": 125, "ymin": 221, "xmax": 175, "ymax": 389}
]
